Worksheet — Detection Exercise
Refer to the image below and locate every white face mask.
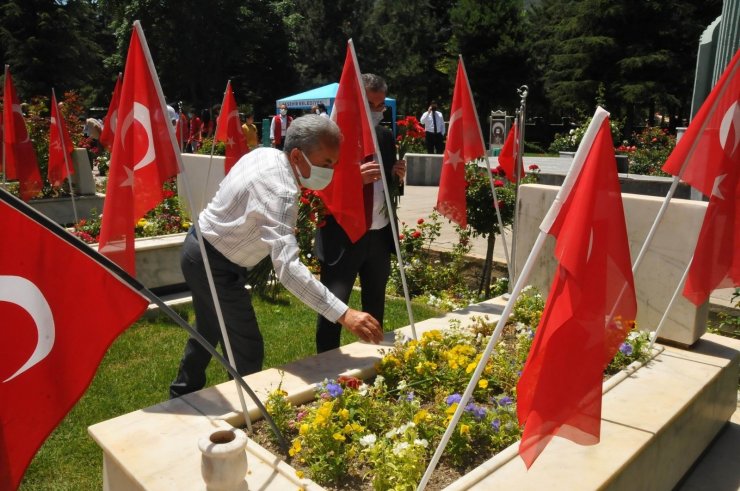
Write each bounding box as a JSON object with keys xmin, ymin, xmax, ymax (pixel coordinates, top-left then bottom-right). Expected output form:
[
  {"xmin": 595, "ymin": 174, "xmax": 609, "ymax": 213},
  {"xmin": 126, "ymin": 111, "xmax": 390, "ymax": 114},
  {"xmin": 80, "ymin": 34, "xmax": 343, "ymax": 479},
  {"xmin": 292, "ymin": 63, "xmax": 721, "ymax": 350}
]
[
  {"xmin": 298, "ymin": 151, "xmax": 334, "ymax": 190},
  {"xmin": 280, "ymin": 108, "xmax": 288, "ymax": 116},
  {"xmin": 371, "ymin": 110, "xmax": 384, "ymax": 126}
]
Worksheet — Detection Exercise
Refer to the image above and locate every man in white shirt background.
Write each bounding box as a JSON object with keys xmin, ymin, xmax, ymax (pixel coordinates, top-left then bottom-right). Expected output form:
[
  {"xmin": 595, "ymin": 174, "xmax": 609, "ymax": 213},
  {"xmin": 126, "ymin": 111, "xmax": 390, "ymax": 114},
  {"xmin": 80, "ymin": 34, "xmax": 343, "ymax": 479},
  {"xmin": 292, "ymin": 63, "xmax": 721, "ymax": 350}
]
[{"xmin": 420, "ymin": 100, "xmax": 445, "ymax": 154}]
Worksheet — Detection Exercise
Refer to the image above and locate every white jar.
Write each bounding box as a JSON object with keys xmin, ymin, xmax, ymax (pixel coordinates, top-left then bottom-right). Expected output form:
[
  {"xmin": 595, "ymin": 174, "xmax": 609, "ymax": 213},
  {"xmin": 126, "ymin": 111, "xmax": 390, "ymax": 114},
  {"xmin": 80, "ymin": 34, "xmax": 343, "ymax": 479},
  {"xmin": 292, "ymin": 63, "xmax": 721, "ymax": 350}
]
[{"xmin": 198, "ymin": 428, "xmax": 248, "ymax": 491}]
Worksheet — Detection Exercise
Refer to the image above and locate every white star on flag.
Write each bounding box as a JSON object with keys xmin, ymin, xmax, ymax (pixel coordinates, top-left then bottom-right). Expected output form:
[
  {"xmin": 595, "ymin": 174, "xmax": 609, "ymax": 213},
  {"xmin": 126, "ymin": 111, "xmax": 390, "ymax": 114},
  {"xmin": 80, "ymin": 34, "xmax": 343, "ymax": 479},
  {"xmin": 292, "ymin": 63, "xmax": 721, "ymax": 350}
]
[
  {"xmin": 120, "ymin": 166, "xmax": 135, "ymax": 188},
  {"xmin": 711, "ymin": 174, "xmax": 726, "ymax": 199},
  {"xmin": 445, "ymin": 149, "xmax": 464, "ymax": 170}
]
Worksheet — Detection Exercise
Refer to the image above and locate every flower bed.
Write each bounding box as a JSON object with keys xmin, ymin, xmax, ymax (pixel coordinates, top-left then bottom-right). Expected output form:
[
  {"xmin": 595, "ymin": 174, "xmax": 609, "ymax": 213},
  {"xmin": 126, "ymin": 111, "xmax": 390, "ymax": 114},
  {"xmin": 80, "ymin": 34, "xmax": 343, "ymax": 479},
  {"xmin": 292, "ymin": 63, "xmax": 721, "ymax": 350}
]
[{"xmin": 252, "ymin": 289, "xmax": 653, "ymax": 490}]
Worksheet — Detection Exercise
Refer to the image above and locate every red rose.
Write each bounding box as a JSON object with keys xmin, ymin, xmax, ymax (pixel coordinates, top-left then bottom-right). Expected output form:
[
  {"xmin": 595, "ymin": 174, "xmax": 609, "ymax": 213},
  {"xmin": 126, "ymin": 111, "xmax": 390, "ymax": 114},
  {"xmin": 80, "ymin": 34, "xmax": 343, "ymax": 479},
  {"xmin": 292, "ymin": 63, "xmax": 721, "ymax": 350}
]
[
  {"xmin": 493, "ymin": 179, "xmax": 504, "ymax": 187},
  {"xmin": 399, "ymin": 234, "xmax": 405, "ymax": 240},
  {"xmin": 417, "ymin": 218, "xmax": 424, "ymax": 225},
  {"xmin": 412, "ymin": 230, "xmax": 421, "ymax": 239},
  {"xmin": 528, "ymin": 164, "xmax": 540, "ymax": 171},
  {"xmin": 337, "ymin": 375, "xmax": 362, "ymax": 390}
]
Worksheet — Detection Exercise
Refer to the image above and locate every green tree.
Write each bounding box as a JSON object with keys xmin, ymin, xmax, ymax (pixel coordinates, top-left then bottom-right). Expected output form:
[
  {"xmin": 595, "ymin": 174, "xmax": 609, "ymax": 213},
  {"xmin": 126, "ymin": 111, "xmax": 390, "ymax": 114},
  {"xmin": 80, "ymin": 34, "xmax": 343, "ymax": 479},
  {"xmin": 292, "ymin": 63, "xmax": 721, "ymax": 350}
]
[{"xmin": 0, "ymin": 0, "xmax": 108, "ymax": 106}]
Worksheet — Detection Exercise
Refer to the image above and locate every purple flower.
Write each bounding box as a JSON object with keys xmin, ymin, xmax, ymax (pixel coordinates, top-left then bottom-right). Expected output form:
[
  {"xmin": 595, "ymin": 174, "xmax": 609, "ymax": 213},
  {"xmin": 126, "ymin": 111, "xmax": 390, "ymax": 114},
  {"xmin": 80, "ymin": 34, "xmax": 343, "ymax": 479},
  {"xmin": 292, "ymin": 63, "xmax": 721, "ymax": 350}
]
[
  {"xmin": 516, "ymin": 370, "xmax": 522, "ymax": 378},
  {"xmin": 446, "ymin": 393, "xmax": 462, "ymax": 405},
  {"xmin": 499, "ymin": 396, "xmax": 513, "ymax": 407},
  {"xmin": 406, "ymin": 391, "xmax": 415, "ymax": 401},
  {"xmin": 465, "ymin": 403, "xmax": 487, "ymax": 421},
  {"xmin": 491, "ymin": 419, "xmax": 501, "ymax": 432},
  {"xmin": 619, "ymin": 343, "xmax": 633, "ymax": 356},
  {"xmin": 325, "ymin": 382, "xmax": 343, "ymax": 398}
]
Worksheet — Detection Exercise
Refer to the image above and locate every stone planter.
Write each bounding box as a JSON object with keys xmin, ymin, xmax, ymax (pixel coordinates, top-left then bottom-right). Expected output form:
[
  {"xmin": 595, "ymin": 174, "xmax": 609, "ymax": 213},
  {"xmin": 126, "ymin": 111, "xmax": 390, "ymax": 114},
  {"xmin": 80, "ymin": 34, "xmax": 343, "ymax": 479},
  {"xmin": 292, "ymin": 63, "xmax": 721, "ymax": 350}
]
[
  {"xmin": 198, "ymin": 428, "xmax": 248, "ymax": 491},
  {"xmin": 88, "ymin": 295, "xmax": 739, "ymax": 490}
]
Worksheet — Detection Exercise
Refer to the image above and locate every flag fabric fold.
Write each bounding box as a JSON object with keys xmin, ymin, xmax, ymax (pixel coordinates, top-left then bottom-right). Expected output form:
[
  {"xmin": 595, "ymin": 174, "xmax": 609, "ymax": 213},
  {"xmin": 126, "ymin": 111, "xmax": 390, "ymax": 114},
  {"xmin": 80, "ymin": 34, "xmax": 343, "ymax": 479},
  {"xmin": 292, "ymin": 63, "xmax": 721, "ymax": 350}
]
[
  {"xmin": 498, "ymin": 120, "xmax": 524, "ymax": 182},
  {"xmin": 317, "ymin": 41, "xmax": 376, "ymax": 243},
  {"xmin": 99, "ymin": 74, "xmax": 122, "ymax": 150},
  {"xmin": 48, "ymin": 91, "xmax": 75, "ymax": 188},
  {"xmin": 0, "ymin": 193, "xmax": 148, "ymax": 489},
  {"xmin": 215, "ymin": 81, "xmax": 249, "ymax": 174},
  {"xmin": 662, "ymin": 48, "xmax": 740, "ymax": 305},
  {"xmin": 3, "ymin": 67, "xmax": 42, "ymax": 201},
  {"xmin": 516, "ymin": 108, "xmax": 637, "ymax": 468},
  {"xmin": 436, "ymin": 57, "xmax": 486, "ymax": 228},
  {"xmin": 97, "ymin": 23, "xmax": 180, "ymax": 274}
]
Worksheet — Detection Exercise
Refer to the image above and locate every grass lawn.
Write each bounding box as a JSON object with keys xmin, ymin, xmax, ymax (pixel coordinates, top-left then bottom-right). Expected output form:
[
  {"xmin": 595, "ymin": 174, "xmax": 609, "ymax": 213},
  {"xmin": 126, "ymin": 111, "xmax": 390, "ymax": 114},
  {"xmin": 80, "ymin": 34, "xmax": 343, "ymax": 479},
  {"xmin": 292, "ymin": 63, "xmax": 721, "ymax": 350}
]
[{"xmin": 19, "ymin": 288, "xmax": 443, "ymax": 490}]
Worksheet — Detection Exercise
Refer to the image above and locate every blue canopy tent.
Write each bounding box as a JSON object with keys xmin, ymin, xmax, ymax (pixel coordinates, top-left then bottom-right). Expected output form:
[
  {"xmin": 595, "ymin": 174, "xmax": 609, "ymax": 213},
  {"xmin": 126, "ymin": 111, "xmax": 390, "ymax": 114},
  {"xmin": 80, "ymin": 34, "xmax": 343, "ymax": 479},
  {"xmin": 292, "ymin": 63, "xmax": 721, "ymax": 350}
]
[{"xmin": 276, "ymin": 82, "xmax": 397, "ymax": 136}]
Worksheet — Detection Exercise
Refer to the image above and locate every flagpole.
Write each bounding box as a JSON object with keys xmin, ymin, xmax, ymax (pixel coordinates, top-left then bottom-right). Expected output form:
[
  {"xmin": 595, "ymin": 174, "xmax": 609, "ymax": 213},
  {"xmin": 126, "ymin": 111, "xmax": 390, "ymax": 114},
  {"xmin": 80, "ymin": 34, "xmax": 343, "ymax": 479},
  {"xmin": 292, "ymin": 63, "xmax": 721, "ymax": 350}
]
[
  {"xmin": 459, "ymin": 55, "xmax": 513, "ymax": 286},
  {"xmin": 132, "ymin": 21, "xmax": 256, "ymax": 432},
  {"xmin": 509, "ymin": 85, "xmax": 528, "ymax": 290},
  {"xmin": 52, "ymin": 88, "xmax": 79, "ymax": 224},
  {"xmin": 0, "ymin": 186, "xmax": 290, "ymax": 456},
  {"xmin": 416, "ymin": 231, "xmax": 547, "ymax": 491},
  {"xmin": 348, "ymin": 39, "xmax": 418, "ymax": 340},
  {"xmin": 202, "ymin": 80, "xmax": 254, "ymax": 432}
]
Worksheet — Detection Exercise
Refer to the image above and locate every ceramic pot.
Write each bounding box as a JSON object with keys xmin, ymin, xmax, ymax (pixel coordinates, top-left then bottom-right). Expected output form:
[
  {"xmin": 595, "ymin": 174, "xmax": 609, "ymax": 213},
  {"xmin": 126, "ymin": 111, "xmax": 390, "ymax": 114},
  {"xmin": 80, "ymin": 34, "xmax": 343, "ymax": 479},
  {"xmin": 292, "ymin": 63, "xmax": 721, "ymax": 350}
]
[{"xmin": 198, "ymin": 428, "xmax": 248, "ymax": 491}]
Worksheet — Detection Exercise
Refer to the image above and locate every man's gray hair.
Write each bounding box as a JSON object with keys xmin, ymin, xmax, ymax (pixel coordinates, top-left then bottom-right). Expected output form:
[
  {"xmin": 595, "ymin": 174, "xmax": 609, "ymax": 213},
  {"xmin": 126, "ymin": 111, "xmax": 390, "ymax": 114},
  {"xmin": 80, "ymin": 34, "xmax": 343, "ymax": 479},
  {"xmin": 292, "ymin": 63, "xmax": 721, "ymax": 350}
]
[
  {"xmin": 361, "ymin": 73, "xmax": 387, "ymax": 94},
  {"xmin": 284, "ymin": 114, "xmax": 342, "ymax": 154}
]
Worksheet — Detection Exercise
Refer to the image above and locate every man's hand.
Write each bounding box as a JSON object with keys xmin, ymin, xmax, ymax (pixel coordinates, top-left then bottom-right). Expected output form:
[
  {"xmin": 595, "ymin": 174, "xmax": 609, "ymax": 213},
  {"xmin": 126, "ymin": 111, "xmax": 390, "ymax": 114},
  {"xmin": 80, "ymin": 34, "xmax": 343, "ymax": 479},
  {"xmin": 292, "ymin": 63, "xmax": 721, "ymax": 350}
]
[
  {"xmin": 338, "ymin": 308, "xmax": 384, "ymax": 344},
  {"xmin": 393, "ymin": 159, "xmax": 406, "ymax": 180},
  {"xmin": 360, "ymin": 161, "xmax": 382, "ymax": 184}
]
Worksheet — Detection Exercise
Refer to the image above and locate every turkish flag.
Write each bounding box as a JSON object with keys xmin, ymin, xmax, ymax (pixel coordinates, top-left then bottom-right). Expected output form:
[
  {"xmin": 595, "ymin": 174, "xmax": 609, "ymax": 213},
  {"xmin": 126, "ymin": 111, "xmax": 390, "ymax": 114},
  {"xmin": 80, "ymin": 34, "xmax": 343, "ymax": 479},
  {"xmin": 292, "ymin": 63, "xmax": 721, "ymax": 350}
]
[
  {"xmin": 47, "ymin": 91, "xmax": 76, "ymax": 188},
  {"xmin": 498, "ymin": 120, "xmax": 524, "ymax": 182},
  {"xmin": 215, "ymin": 81, "xmax": 249, "ymax": 174},
  {"xmin": 662, "ymin": 48, "xmax": 740, "ymax": 305},
  {"xmin": 99, "ymin": 73, "xmax": 122, "ymax": 150},
  {"xmin": 517, "ymin": 108, "xmax": 637, "ymax": 468},
  {"xmin": 2, "ymin": 67, "xmax": 42, "ymax": 201},
  {"xmin": 97, "ymin": 22, "xmax": 181, "ymax": 274},
  {"xmin": 436, "ymin": 57, "xmax": 486, "ymax": 228},
  {"xmin": 0, "ymin": 192, "xmax": 148, "ymax": 489},
  {"xmin": 317, "ymin": 41, "xmax": 376, "ymax": 243}
]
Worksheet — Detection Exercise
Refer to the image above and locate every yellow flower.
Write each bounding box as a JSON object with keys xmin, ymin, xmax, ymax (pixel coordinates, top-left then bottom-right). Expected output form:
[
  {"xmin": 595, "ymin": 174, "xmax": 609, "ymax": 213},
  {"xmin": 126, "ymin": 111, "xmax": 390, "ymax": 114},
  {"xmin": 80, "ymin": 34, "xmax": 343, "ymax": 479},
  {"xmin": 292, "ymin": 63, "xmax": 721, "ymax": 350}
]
[
  {"xmin": 350, "ymin": 422, "xmax": 365, "ymax": 433},
  {"xmin": 460, "ymin": 424, "xmax": 470, "ymax": 435},
  {"xmin": 299, "ymin": 423, "xmax": 309, "ymax": 435},
  {"xmin": 332, "ymin": 432, "xmax": 346, "ymax": 441},
  {"xmin": 466, "ymin": 362, "xmax": 477, "ymax": 374},
  {"xmin": 295, "ymin": 470, "xmax": 304, "ymax": 479},
  {"xmin": 136, "ymin": 218, "xmax": 148, "ymax": 227},
  {"xmin": 413, "ymin": 409, "xmax": 430, "ymax": 424},
  {"xmin": 289, "ymin": 439, "xmax": 302, "ymax": 456},
  {"xmin": 340, "ymin": 408, "xmax": 349, "ymax": 420},
  {"xmin": 478, "ymin": 379, "xmax": 489, "ymax": 389}
]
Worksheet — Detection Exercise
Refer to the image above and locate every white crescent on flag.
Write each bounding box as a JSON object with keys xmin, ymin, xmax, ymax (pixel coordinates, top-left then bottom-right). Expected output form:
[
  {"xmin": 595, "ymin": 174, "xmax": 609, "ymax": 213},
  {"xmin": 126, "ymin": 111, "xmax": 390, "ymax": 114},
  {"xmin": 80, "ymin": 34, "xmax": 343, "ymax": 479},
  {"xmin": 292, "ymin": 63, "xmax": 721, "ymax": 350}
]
[
  {"xmin": 120, "ymin": 102, "xmax": 156, "ymax": 172},
  {"xmin": 719, "ymin": 101, "xmax": 740, "ymax": 157},
  {"xmin": 1, "ymin": 275, "xmax": 55, "ymax": 383}
]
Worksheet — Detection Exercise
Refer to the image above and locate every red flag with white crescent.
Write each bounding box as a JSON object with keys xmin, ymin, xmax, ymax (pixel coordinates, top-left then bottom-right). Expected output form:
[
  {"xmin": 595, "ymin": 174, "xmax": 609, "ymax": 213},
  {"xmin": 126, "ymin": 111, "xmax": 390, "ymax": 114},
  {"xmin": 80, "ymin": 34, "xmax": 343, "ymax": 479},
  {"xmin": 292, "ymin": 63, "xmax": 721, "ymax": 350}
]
[
  {"xmin": 215, "ymin": 81, "xmax": 249, "ymax": 174},
  {"xmin": 99, "ymin": 73, "xmax": 122, "ymax": 150},
  {"xmin": 662, "ymin": 48, "xmax": 740, "ymax": 305},
  {"xmin": 48, "ymin": 91, "xmax": 76, "ymax": 188},
  {"xmin": 436, "ymin": 57, "xmax": 486, "ymax": 228},
  {"xmin": 97, "ymin": 22, "xmax": 181, "ymax": 274},
  {"xmin": 498, "ymin": 120, "xmax": 524, "ymax": 182},
  {"xmin": 2, "ymin": 67, "xmax": 42, "ymax": 201},
  {"xmin": 0, "ymin": 192, "xmax": 148, "ymax": 489}
]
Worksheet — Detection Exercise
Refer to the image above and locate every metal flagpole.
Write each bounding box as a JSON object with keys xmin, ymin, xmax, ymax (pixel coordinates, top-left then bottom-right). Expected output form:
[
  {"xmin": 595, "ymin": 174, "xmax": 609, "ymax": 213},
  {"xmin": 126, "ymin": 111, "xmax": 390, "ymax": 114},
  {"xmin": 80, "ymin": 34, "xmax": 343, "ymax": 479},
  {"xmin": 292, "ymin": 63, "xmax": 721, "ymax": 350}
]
[
  {"xmin": 349, "ymin": 39, "xmax": 417, "ymax": 340},
  {"xmin": 509, "ymin": 85, "xmax": 528, "ymax": 290},
  {"xmin": 52, "ymin": 88, "xmax": 79, "ymax": 224},
  {"xmin": 459, "ymin": 55, "xmax": 512, "ymax": 285},
  {"xmin": 133, "ymin": 21, "xmax": 255, "ymax": 431},
  {"xmin": 0, "ymin": 186, "xmax": 290, "ymax": 456}
]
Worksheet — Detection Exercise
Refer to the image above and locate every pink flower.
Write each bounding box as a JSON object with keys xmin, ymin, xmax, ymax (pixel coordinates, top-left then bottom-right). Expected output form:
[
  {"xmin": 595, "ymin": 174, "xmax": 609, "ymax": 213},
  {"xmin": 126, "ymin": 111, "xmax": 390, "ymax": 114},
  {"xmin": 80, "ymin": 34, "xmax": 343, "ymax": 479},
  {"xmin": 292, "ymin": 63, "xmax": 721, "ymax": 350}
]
[{"xmin": 493, "ymin": 179, "xmax": 504, "ymax": 188}]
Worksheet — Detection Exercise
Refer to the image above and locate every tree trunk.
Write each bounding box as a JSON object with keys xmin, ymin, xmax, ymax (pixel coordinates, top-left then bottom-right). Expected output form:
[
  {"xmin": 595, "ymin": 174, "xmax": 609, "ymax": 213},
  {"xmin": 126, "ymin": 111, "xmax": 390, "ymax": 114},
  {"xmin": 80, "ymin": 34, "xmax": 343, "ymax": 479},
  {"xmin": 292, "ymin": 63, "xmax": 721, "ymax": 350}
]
[{"xmin": 478, "ymin": 232, "xmax": 496, "ymax": 297}]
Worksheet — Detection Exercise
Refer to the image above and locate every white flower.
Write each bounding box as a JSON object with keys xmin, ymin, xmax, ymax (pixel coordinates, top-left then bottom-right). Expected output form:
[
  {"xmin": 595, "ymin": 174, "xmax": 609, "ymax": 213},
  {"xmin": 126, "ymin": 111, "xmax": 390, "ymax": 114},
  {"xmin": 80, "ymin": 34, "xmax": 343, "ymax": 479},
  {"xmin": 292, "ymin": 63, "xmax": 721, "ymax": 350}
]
[
  {"xmin": 374, "ymin": 375, "xmax": 385, "ymax": 388},
  {"xmin": 414, "ymin": 438, "xmax": 428, "ymax": 448},
  {"xmin": 359, "ymin": 434, "xmax": 377, "ymax": 447},
  {"xmin": 392, "ymin": 442, "xmax": 410, "ymax": 456},
  {"xmin": 397, "ymin": 380, "xmax": 408, "ymax": 391},
  {"xmin": 358, "ymin": 383, "xmax": 369, "ymax": 396}
]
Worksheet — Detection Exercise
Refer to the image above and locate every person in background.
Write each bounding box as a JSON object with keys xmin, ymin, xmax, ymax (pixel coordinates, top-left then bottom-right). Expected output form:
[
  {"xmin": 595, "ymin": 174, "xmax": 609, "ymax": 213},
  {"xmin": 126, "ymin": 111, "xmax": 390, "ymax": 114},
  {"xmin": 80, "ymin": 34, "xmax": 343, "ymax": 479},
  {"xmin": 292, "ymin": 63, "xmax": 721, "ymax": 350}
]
[
  {"xmin": 187, "ymin": 109, "xmax": 203, "ymax": 153},
  {"xmin": 420, "ymin": 101, "xmax": 445, "ymax": 154},
  {"xmin": 241, "ymin": 112, "xmax": 259, "ymax": 150},
  {"xmin": 314, "ymin": 73, "xmax": 406, "ymax": 353},
  {"xmin": 317, "ymin": 103, "xmax": 329, "ymax": 118},
  {"xmin": 169, "ymin": 115, "xmax": 383, "ymax": 398},
  {"xmin": 270, "ymin": 103, "xmax": 292, "ymax": 150}
]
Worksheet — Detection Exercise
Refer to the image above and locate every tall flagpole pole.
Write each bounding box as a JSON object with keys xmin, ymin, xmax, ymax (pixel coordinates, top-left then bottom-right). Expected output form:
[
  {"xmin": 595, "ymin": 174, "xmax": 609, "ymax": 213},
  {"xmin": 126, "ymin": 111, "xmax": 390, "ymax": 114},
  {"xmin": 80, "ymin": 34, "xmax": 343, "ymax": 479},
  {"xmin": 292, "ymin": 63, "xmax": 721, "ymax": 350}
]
[
  {"xmin": 132, "ymin": 21, "xmax": 256, "ymax": 431},
  {"xmin": 349, "ymin": 39, "xmax": 417, "ymax": 340},
  {"xmin": 199, "ymin": 80, "xmax": 253, "ymax": 431},
  {"xmin": 509, "ymin": 85, "xmax": 528, "ymax": 290},
  {"xmin": 0, "ymin": 186, "xmax": 289, "ymax": 456},
  {"xmin": 459, "ymin": 55, "xmax": 512, "ymax": 285},
  {"xmin": 52, "ymin": 88, "xmax": 79, "ymax": 224}
]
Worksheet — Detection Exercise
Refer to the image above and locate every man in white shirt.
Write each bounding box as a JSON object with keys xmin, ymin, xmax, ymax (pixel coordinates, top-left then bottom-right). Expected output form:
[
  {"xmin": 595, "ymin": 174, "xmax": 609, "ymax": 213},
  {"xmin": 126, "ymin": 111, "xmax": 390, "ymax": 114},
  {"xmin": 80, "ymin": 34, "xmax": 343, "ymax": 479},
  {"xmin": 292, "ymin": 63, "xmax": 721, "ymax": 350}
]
[
  {"xmin": 420, "ymin": 101, "xmax": 445, "ymax": 154},
  {"xmin": 170, "ymin": 115, "xmax": 383, "ymax": 398}
]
